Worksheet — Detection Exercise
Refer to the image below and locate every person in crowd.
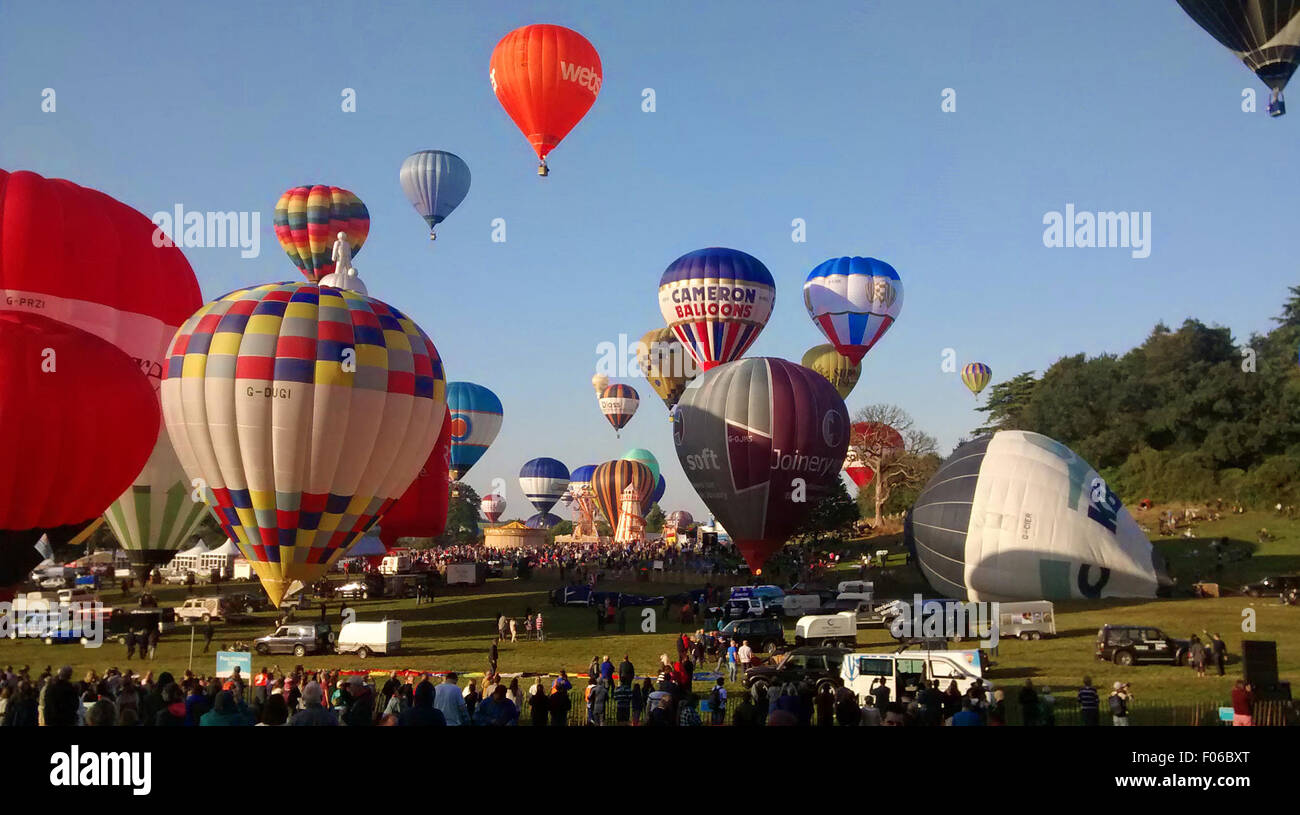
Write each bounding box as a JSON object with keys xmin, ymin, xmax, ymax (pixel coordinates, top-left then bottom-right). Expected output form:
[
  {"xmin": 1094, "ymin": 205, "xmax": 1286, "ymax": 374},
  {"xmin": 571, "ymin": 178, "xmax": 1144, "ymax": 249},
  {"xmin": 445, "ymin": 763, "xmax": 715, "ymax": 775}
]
[
  {"xmin": 1109, "ymin": 681, "xmax": 1132, "ymax": 726},
  {"xmin": 587, "ymin": 679, "xmax": 608, "ymax": 726},
  {"xmin": 1018, "ymin": 680, "xmax": 1039, "ymax": 726},
  {"xmin": 618, "ymin": 654, "xmax": 634, "ymax": 687},
  {"xmin": 548, "ymin": 680, "xmax": 571, "ymax": 726},
  {"xmin": 708, "ymin": 678, "xmax": 727, "ymax": 726},
  {"xmin": 200, "ymin": 690, "xmax": 251, "ymax": 726},
  {"xmin": 289, "ymin": 681, "xmax": 339, "ymax": 726},
  {"xmin": 1077, "ymin": 677, "xmax": 1100, "ymax": 726},
  {"xmin": 43, "ymin": 666, "xmax": 79, "ymax": 727},
  {"xmin": 527, "ymin": 678, "xmax": 549, "ymax": 726},
  {"xmin": 815, "ymin": 683, "xmax": 835, "ymax": 726},
  {"xmin": 154, "ymin": 683, "xmax": 186, "ymax": 726},
  {"xmin": 834, "ymin": 678, "xmax": 861, "ymax": 726},
  {"xmin": 1230, "ymin": 679, "xmax": 1254, "ymax": 727},
  {"xmin": 434, "ymin": 673, "xmax": 469, "ymax": 726},
  {"xmin": 258, "ymin": 694, "xmax": 289, "ymax": 726},
  {"xmin": 475, "ymin": 683, "xmax": 519, "ymax": 726},
  {"xmin": 732, "ymin": 691, "xmax": 757, "ymax": 726},
  {"xmin": 1208, "ymin": 632, "xmax": 1227, "ymax": 676},
  {"xmin": 677, "ymin": 693, "xmax": 703, "ymax": 726},
  {"xmin": 341, "ymin": 675, "xmax": 374, "ymax": 727},
  {"xmin": 400, "ymin": 680, "xmax": 447, "ymax": 727},
  {"xmin": 632, "ymin": 678, "xmax": 650, "ymax": 726},
  {"xmin": 85, "ymin": 699, "xmax": 117, "ymax": 727},
  {"xmin": 949, "ymin": 698, "xmax": 982, "ymax": 726},
  {"xmin": 613, "ymin": 679, "xmax": 632, "ymax": 725},
  {"xmin": 1189, "ymin": 635, "xmax": 1207, "ymax": 678}
]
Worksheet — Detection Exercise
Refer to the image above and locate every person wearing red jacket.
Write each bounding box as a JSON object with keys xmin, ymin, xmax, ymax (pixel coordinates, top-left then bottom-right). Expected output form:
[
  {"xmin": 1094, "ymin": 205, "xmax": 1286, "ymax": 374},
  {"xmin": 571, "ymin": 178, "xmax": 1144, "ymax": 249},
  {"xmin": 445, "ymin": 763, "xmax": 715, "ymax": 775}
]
[{"xmin": 1231, "ymin": 680, "xmax": 1254, "ymax": 726}]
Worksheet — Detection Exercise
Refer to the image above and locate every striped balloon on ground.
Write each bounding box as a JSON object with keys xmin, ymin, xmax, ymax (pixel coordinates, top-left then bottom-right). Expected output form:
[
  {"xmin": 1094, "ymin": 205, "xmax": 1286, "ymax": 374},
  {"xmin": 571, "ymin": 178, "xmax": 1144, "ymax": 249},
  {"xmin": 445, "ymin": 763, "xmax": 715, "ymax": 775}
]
[
  {"xmin": 803, "ymin": 257, "xmax": 902, "ymax": 365},
  {"xmin": 161, "ymin": 282, "xmax": 445, "ymax": 606},
  {"xmin": 658, "ymin": 248, "xmax": 776, "ymax": 371},
  {"xmin": 591, "ymin": 459, "xmax": 655, "ymax": 528},
  {"xmin": 272, "ymin": 185, "xmax": 369, "ymax": 282}
]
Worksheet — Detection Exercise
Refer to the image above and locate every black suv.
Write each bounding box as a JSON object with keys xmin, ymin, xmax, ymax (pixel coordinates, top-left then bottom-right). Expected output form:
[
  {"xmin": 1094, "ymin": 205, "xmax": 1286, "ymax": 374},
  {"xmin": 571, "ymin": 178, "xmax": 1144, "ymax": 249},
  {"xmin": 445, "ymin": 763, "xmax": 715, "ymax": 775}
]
[
  {"xmin": 1241, "ymin": 575, "xmax": 1300, "ymax": 598},
  {"xmin": 1095, "ymin": 625, "xmax": 1189, "ymax": 666},
  {"xmin": 743, "ymin": 646, "xmax": 851, "ymax": 693},
  {"xmin": 707, "ymin": 616, "xmax": 786, "ymax": 655}
]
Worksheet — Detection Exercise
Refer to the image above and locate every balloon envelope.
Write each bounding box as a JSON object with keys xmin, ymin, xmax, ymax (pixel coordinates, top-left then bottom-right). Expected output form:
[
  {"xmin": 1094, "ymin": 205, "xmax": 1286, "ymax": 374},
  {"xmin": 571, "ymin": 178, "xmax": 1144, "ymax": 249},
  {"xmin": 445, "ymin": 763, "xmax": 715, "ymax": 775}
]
[
  {"xmin": 481, "ymin": 493, "xmax": 507, "ymax": 523},
  {"xmin": 672, "ymin": 357, "xmax": 849, "ymax": 573},
  {"xmin": 376, "ymin": 410, "xmax": 452, "ymax": 548},
  {"xmin": 526, "ymin": 512, "xmax": 563, "ymax": 530},
  {"xmin": 961, "ymin": 363, "xmax": 992, "ymax": 395},
  {"xmin": 569, "ymin": 464, "xmax": 597, "ymax": 493},
  {"xmin": 636, "ymin": 327, "xmax": 697, "ymax": 412},
  {"xmin": 1177, "ymin": 0, "xmax": 1300, "ymax": 92},
  {"xmin": 519, "ymin": 458, "xmax": 570, "ymax": 514},
  {"xmin": 599, "ymin": 384, "xmax": 639, "ymax": 433},
  {"xmin": 905, "ymin": 431, "xmax": 1170, "ymax": 601},
  {"xmin": 273, "ymin": 185, "xmax": 369, "ymax": 282},
  {"xmin": 659, "ymin": 248, "xmax": 775, "ymax": 371},
  {"xmin": 620, "ymin": 448, "xmax": 660, "ymax": 485},
  {"xmin": 801, "ymin": 343, "xmax": 862, "ymax": 400},
  {"xmin": 446, "ymin": 382, "xmax": 503, "ymax": 481},
  {"xmin": 591, "ymin": 460, "xmax": 655, "ymax": 527},
  {"xmin": 650, "ymin": 474, "xmax": 666, "ymax": 506},
  {"xmin": 803, "ymin": 257, "xmax": 902, "ymax": 365},
  {"xmin": 399, "ymin": 150, "xmax": 471, "ymax": 236}
]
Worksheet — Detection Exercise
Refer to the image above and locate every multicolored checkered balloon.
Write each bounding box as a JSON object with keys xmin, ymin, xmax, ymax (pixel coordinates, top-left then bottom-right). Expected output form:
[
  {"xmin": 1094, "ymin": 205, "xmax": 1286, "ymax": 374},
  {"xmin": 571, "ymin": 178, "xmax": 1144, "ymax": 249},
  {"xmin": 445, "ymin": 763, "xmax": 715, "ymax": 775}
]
[{"xmin": 273, "ymin": 185, "xmax": 370, "ymax": 282}]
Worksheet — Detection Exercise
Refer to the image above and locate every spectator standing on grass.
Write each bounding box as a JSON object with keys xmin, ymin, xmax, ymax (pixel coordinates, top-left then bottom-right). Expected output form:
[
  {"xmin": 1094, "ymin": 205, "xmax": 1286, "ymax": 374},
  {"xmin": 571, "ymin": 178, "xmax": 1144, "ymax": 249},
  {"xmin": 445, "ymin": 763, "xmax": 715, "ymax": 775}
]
[
  {"xmin": 509, "ymin": 617, "xmax": 518, "ymax": 643},
  {"xmin": 949, "ymin": 699, "xmax": 982, "ymax": 727},
  {"xmin": 463, "ymin": 680, "xmax": 481, "ymax": 719},
  {"xmin": 732, "ymin": 692, "xmax": 756, "ymax": 726},
  {"xmin": 708, "ymin": 678, "xmax": 727, "ymax": 725},
  {"xmin": 434, "ymin": 673, "xmax": 469, "ymax": 726},
  {"xmin": 43, "ymin": 667, "xmax": 79, "ymax": 727},
  {"xmin": 1077, "ymin": 678, "xmax": 1100, "ymax": 726},
  {"xmin": 1231, "ymin": 680, "xmax": 1254, "ymax": 727},
  {"xmin": 600, "ymin": 655, "xmax": 615, "ymax": 685},
  {"xmin": 1209, "ymin": 632, "xmax": 1227, "ymax": 676},
  {"xmin": 1039, "ymin": 686, "xmax": 1056, "ymax": 726},
  {"xmin": 589, "ymin": 679, "xmax": 608, "ymax": 725},
  {"xmin": 632, "ymin": 679, "xmax": 649, "ymax": 726},
  {"xmin": 202, "ymin": 620, "xmax": 215, "ymax": 653},
  {"xmin": 678, "ymin": 694, "xmax": 703, "ymax": 726},
  {"xmin": 1018, "ymin": 680, "xmax": 1039, "ymax": 726},
  {"xmin": 815, "ymin": 684, "xmax": 835, "ymax": 726},
  {"xmin": 528, "ymin": 679, "xmax": 549, "ymax": 726},
  {"xmin": 1109, "ymin": 682, "xmax": 1131, "ymax": 726},
  {"xmin": 614, "ymin": 680, "xmax": 632, "ymax": 724},
  {"xmin": 549, "ymin": 681, "xmax": 571, "ymax": 726},
  {"xmin": 399, "ymin": 681, "xmax": 446, "ymax": 727},
  {"xmin": 288, "ymin": 682, "xmax": 338, "ymax": 726},
  {"xmin": 834, "ymin": 678, "xmax": 860, "ymax": 726},
  {"xmin": 1189, "ymin": 636, "xmax": 1206, "ymax": 678},
  {"xmin": 618, "ymin": 654, "xmax": 634, "ymax": 687},
  {"xmin": 870, "ymin": 677, "xmax": 890, "ymax": 712},
  {"xmin": 726, "ymin": 640, "xmax": 739, "ymax": 682},
  {"xmin": 488, "ymin": 641, "xmax": 499, "ymax": 676},
  {"xmin": 536, "ymin": 611, "xmax": 545, "ymax": 642}
]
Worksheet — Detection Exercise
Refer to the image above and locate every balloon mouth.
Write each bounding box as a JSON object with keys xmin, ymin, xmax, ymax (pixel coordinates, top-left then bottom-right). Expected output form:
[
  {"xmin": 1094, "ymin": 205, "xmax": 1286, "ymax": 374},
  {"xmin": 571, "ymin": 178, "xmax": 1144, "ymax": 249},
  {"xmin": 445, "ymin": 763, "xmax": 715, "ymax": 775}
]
[{"xmin": 835, "ymin": 345, "xmax": 867, "ymax": 365}]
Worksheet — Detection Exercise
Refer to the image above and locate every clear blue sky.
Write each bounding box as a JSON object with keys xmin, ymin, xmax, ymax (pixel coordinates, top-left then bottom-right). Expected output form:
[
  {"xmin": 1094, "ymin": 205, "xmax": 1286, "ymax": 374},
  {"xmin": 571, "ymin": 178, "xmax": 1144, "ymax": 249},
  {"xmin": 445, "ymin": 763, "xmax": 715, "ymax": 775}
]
[{"xmin": 2, "ymin": 0, "xmax": 1295, "ymax": 521}]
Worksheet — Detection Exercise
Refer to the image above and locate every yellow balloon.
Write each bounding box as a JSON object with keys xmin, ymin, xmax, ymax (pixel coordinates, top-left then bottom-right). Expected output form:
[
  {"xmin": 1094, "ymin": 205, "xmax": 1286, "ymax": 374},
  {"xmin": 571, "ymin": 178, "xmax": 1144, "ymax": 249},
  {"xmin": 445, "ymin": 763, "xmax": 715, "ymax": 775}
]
[
  {"xmin": 636, "ymin": 328, "xmax": 696, "ymax": 412},
  {"xmin": 801, "ymin": 344, "xmax": 862, "ymax": 400}
]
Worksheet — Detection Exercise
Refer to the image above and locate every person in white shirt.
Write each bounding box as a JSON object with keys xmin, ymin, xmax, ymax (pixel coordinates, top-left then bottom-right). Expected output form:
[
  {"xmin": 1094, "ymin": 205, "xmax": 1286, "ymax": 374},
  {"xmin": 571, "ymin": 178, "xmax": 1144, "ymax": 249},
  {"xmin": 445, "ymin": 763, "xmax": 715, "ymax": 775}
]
[
  {"xmin": 737, "ymin": 641, "xmax": 754, "ymax": 670},
  {"xmin": 433, "ymin": 672, "xmax": 470, "ymax": 726}
]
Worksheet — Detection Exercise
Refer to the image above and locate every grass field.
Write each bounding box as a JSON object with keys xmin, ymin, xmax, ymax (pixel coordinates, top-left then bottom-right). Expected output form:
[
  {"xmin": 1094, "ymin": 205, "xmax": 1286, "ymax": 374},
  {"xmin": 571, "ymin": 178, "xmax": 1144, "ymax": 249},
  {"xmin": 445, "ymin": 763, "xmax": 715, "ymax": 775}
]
[{"xmin": 2, "ymin": 507, "xmax": 1297, "ymax": 707}]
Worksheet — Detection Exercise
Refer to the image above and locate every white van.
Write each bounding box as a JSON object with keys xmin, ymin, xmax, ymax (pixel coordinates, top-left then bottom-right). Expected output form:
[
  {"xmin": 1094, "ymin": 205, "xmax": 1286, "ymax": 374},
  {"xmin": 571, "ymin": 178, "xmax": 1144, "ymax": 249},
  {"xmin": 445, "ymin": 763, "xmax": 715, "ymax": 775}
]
[
  {"xmin": 379, "ymin": 555, "xmax": 411, "ymax": 575},
  {"xmin": 794, "ymin": 612, "xmax": 858, "ymax": 647},
  {"xmin": 335, "ymin": 620, "xmax": 401, "ymax": 658},
  {"xmin": 996, "ymin": 601, "xmax": 1056, "ymax": 640},
  {"xmin": 840, "ymin": 649, "xmax": 989, "ymax": 702},
  {"xmin": 780, "ymin": 594, "xmax": 823, "ymax": 617}
]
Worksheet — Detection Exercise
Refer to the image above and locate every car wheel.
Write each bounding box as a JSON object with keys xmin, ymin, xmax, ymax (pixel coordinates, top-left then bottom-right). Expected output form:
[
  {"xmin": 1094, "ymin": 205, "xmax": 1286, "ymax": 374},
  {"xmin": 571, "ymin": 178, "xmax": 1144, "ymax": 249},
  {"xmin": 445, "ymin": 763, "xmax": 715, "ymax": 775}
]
[
  {"xmin": 1114, "ymin": 650, "xmax": 1134, "ymax": 667},
  {"xmin": 201, "ymin": 613, "xmax": 211, "ymax": 622},
  {"xmin": 293, "ymin": 644, "xmax": 306, "ymax": 657},
  {"xmin": 358, "ymin": 646, "xmax": 370, "ymax": 659},
  {"xmin": 764, "ymin": 639, "xmax": 781, "ymax": 654},
  {"xmin": 1031, "ymin": 631, "xmax": 1042, "ymax": 641},
  {"xmin": 256, "ymin": 643, "xmax": 269, "ymax": 655},
  {"xmin": 1019, "ymin": 632, "xmax": 1031, "ymax": 641}
]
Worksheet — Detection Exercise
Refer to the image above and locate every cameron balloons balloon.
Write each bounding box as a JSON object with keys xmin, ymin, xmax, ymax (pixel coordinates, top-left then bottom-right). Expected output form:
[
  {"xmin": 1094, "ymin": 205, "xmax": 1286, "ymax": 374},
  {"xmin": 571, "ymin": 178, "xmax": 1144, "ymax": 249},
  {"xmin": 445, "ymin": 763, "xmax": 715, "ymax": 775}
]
[
  {"xmin": 621, "ymin": 448, "xmax": 660, "ymax": 485},
  {"xmin": 591, "ymin": 460, "xmax": 654, "ymax": 527},
  {"xmin": 801, "ymin": 343, "xmax": 862, "ymax": 400},
  {"xmin": 375, "ymin": 410, "xmax": 452, "ymax": 549},
  {"xmin": 961, "ymin": 362, "xmax": 992, "ymax": 396},
  {"xmin": 803, "ymin": 257, "xmax": 902, "ymax": 365},
  {"xmin": 0, "ymin": 313, "xmax": 159, "ymax": 586},
  {"xmin": 446, "ymin": 381, "xmax": 503, "ymax": 481},
  {"xmin": 526, "ymin": 512, "xmax": 562, "ymax": 530},
  {"xmin": 659, "ymin": 248, "xmax": 776, "ymax": 372},
  {"xmin": 636, "ymin": 327, "xmax": 697, "ymax": 414},
  {"xmin": 273, "ymin": 185, "xmax": 370, "ymax": 282},
  {"xmin": 906, "ymin": 431, "xmax": 1170, "ymax": 602},
  {"xmin": 481, "ymin": 493, "xmax": 507, "ymax": 523},
  {"xmin": 519, "ymin": 458, "xmax": 570, "ymax": 514},
  {"xmin": 399, "ymin": 150, "xmax": 471, "ymax": 240},
  {"xmin": 490, "ymin": 24, "xmax": 602, "ymax": 175},
  {"xmin": 0, "ymin": 168, "xmax": 203, "ymax": 392},
  {"xmin": 599, "ymin": 384, "xmax": 639, "ymax": 435},
  {"xmin": 162, "ymin": 282, "xmax": 446, "ymax": 606},
  {"xmin": 673, "ymin": 357, "xmax": 849, "ymax": 574},
  {"xmin": 1177, "ymin": 0, "xmax": 1300, "ymax": 112},
  {"xmin": 649, "ymin": 474, "xmax": 666, "ymax": 506}
]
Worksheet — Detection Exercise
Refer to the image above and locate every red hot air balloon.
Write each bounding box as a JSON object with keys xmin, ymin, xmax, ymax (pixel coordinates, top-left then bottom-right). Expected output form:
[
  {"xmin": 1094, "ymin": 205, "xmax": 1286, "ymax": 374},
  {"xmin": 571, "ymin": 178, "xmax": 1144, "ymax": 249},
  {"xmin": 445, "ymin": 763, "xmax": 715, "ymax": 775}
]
[
  {"xmin": 375, "ymin": 411, "xmax": 452, "ymax": 550},
  {"xmin": 843, "ymin": 422, "xmax": 904, "ymax": 489},
  {"xmin": 490, "ymin": 24, "xmax": 602, "ymax": 175},
  {"xmin": 672, "ymin": 358, "xmax": 849, "ymax": 574},
  {"xmin": 0, "ymin": 313, "xmax": 159, "ymax": 587},
  {"xmin": 590, "ymin": 460, "xmax": 655, "ymax": 529}
]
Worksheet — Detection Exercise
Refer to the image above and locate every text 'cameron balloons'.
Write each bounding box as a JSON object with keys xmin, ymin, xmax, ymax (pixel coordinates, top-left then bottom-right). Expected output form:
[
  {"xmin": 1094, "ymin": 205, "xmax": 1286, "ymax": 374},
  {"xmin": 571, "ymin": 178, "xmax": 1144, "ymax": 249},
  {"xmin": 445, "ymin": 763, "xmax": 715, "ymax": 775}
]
[
  {"xmin": 490, "ymin": 24, "xmax": 601, "ymax": 175},
  {"xmin": 599, "ymin": 384, "xmax": 639, "ymax": 435},
  {"xmin": 376, "ymin": 411, "xmax": 452, "ymax": 549},
  {"xmin": 591, "ymin": 460, "xmax": 655, "ymax": 528},
  {"xmin": 621, "ymin": 448, "xmax": 660, "ymax": 485},
  {"xmin": 162, "ymin": 282, "xmax": 446, "ymax": 606},
  {"xmin": 961, "ymin": 362, "xmax": 992, "ymax": 396},
  {"xmin": 673, "ymin": 357, "xmax": 849, "ymax": 574},
  {"xmin": 801, "ymin": 343, "xmax": 862, "ymax": 400},
  {"xmin": 906, "ymin": 431, "xmax": 1170, "ymax": 602},
  {"xmin": 273, "ymin": 185, "xmax": 369, "ymax": 282},
  {"xmin": 0, "ymin": 168, "xmax": 204, "ymax": 392},
  {"xmin": 636, "ymin": 327, "xmax": 697, "ymax": 414},
  {"xmin": 481, "ymin": 494, "xmax": 507, "ymax": 523},
  {"xmin": 803, "ymin": 257, "xmax": 902, "ymax": 365},
  {"xmin": 1177, "ymin": 0, "xmax": 1300, "ymax": 110},
  {"xmin": 527, "ymin": 512, "xmax": 563, "ymax": 530},
  {"xmin": 446, "ymin": 381, "xmax": 503, "ymax": 481},
  {"xmin": 659, "ymin": 248, "xmax": 776, "ymax": 372},
  {"xmin": 0, "ymin": 313, "xmax": 159, "ymax": 586},
  {"xmin": 519, "ymin": 458, "xmax": 570, "ymax": 514},
  {"xmin": 399, "ymin": 150, "xmax": 471, "ymax": 240}
]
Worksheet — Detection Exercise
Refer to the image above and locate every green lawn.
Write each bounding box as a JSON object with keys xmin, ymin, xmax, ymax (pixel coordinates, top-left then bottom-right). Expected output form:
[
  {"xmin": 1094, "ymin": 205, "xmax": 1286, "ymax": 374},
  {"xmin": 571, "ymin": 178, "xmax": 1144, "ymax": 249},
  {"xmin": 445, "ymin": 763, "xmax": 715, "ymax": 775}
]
[{"xmin": 3, "ymin": 508, "xmax": 1297, "ymax": 707}]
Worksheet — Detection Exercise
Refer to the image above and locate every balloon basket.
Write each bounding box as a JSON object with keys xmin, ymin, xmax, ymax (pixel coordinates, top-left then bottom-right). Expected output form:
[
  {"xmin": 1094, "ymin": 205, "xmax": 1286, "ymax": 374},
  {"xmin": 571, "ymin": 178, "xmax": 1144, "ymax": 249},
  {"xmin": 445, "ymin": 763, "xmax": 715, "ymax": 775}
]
[{"xmin": 537, "ymin": 161, "xmax": 549, "ymax": 177}]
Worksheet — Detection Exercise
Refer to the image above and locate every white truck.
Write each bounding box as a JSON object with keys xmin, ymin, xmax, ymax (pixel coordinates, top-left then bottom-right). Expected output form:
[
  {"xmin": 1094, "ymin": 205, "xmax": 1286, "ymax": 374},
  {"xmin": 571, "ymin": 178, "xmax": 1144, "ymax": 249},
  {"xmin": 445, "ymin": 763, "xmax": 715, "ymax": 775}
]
[
  {"xmin": 841, "ymin": 649, "xmax": 989, "ymax": 702},
  {"xmin": 996, "ymin": 600, "xmax": 1056, "ymax": 640},
  {"xmin": 379, "ymin": 555, "xmax": 411, "ymax": 576},
  {"xmin": 794, "ymin": 612, "xmax": 858, "ymax": 647},
  {"xmin": 335, "ymin": 620, "xmax": 401, "ymax": 659}
]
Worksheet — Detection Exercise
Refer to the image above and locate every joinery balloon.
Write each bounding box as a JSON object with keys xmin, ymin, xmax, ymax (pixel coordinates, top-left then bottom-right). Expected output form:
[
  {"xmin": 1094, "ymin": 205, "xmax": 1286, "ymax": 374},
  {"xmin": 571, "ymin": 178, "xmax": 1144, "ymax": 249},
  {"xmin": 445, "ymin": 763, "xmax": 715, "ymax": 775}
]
[
  {"xmin": 803, "ymin": 257, "xmax": 902, "ymax": 365},
  {"xmin": 162, "ymin": 282, "xmax": 446, "ymax": 606},
  {"xmin": 599, "ymin": 384, "xmax": 639, "ymax": 435},
  {"xmin": 273, "ymin": 185, "xmax": 370, "ymax": 282},
  {"xmin": 446, "ymin": 382, "xmax": 503, "ymax": 482},
  {"xmin": 0, "ymin": 168, "xmax": 203, "ymax": 392},
  {"xmin": 659, "ymin": 248, "xmax": 776, "ymax": 372},
  {"xmin": 801, "ymin": 343, "xmax": 862, "ymax": 400},
  {"xmin": 673, "ymin": 357, "xmax": 849, "ymax": 574},
  {"xmin": 906, "ymin": 431, "xmax": 1170, "ymax": 601},
  {"xmin": 526, "ymin": 512, "xmax": 563, "ymax": 530},
  {"xmin": 399, "ymin": 151, "xmax": 471, "ymax": 240},
  {"xmin": 481, "ymin": 494, "xmax": 507, "ymax": 523},
  {"xmin": 636, "ymin": 327, "xmax": 697, "ymax": 414},
  {"xmin": 591, "ymin": 460, "xmax": 655, "ymax": 528},
  {"xmin": 490, "ymin": 24, "xmax": 602, "ymax": 175},
  {"xmin": 0, "ymin": 313, "xmax": 159, "ymax": 587},
  {"xmin": 1177, "ymin": 0, "xmax": 1300, "ymax": 115},
  {"xmin": 620, "ymin": 448, "xmax": 660, "ymax": 485},
  {"xmin": 961, "ymin": 363, "xmax": 992, "ymax": 396},
  {"xmin": 375, "ymin": 411, "xmax": 452, "ymax": 549},
  {"xmin": 519, "ymin": 458, "xmax": 570, "ymax": 514}
]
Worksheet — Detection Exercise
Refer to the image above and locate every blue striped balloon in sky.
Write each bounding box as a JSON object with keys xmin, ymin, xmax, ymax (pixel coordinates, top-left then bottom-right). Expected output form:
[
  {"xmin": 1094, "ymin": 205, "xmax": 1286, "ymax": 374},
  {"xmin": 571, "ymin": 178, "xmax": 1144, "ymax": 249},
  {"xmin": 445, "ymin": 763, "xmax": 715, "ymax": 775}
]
[
  {"xmin": 399, "ymin": 150, "xmax": 471, "ymax": 240},
  {"xmin": 519, "ymin": 457, "xmax": 570, "ymax": 514}
]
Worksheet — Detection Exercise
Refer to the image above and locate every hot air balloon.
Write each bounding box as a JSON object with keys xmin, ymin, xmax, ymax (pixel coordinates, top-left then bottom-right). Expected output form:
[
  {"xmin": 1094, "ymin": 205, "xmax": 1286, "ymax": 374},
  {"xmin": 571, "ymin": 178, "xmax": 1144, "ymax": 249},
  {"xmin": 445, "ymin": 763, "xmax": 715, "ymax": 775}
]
[
  {"xmin": 272, "ymin": 185, "xmax": 370, "ymax": 282},
  {"xmin": 961, "ymin": 362, "xmax": 992, "ymax": 396},
  {"xmin": 569, "ymin": 464, "xmax": 597, "ymax": 494},
  {"xmin": 481, "ymin": 494, "xmax": 507, "ymax": 523},
  {"xmin": 590, "ymin": 460, "xmax": 655, "ymax": 528},
  {"xmin": 519, "ymin": 458, "xmax": 570, "ymax": 514},
  {"xmin": 591, "ymin": 373, "xmax": 609, "ymax": 395},
  {"xmin": 1177, "ymin": 0, "xmax": 1300, "ymax": 116},
  {"xmin": 446, "ymin": 382, "xmax": 503, "ymax": 482},
  {"xmin": 162, "ymin": 282, "xmax": 446, "ymax": 606},
  {"xmin": 803, "ymin": 257, "xmax": 903, "ymax": 365},
  {"xmin": 906, "ymin": 431, "xmax": 1171, "ymax": 601},
  {"xmin": 636, "ymin": 327, "xmax": 697, "ymax": 415},
  {"xmin": 526, "ymin": 512, "xmax": 563, "ymax": 530},
  {"xmin": 801, "ymin": 343, "xmax": 862, "ymax": 400},
  {"xmin": 375, "ymin": 411, "xmax": 452, "ymax": 549},
  {"xmin": 490, "ymin": 24, "xmax": 602, "ymax": 175},
  {"xmin": 649, "ymin": 474, "xmax": 666, "ymax": 507},
  {"xmin": 666, "ymin": 510, "xmax": 694, "ymax": 528},
  {"xmin": 843, "ymin": 422, "xmax": 905, "ymax": 490},
  {"xmin": 0, "ymin": 313, "xmax": 159, "ymax": 587},
  {"xmin": 620, "ymin": 448, "xmax": 660, "ymax": 485},
  {"xmin": 672, "ymin": 357, "xmax": 849, "ymax": 574},
  {"xmin": 599, "ymin": 384, "xmax": 639, "ymax": 436},
  {"xmin": 399, "ymin": 150, "xmax": 471, "ymax": 240},
  {"xmin": 659, "ymin": 248, "xmax": 776, "ymax": 372}
]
